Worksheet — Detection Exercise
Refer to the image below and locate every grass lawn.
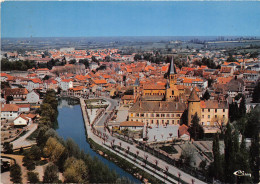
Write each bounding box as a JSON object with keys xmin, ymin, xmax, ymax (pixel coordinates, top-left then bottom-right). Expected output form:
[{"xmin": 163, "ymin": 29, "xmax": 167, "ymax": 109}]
[{"xmin": 159, "ymin": 145, "xmax": 178, "ymax": 154}]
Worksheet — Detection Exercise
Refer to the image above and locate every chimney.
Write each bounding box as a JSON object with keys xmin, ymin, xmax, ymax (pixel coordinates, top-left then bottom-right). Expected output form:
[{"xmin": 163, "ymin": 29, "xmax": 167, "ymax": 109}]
[{"xmin": 139, "ymin": 102, "xmax": 142, "ymax": 108}]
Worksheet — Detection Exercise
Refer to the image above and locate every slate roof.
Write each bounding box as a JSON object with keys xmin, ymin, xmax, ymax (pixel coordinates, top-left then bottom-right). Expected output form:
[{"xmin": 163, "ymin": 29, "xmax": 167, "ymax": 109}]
[
  {"xmin": 188, "ymin": 88, "xmax": 200, "ymax": 102},
  {"xmin": 129, "ymin": 101, "xmax": 186, "ymax": 113}
]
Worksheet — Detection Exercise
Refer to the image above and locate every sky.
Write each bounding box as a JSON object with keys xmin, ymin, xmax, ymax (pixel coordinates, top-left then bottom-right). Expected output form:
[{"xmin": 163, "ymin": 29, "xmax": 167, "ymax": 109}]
[{"xmin": 1, "ymin": 1, "xmax": 260, "ymax": 38}]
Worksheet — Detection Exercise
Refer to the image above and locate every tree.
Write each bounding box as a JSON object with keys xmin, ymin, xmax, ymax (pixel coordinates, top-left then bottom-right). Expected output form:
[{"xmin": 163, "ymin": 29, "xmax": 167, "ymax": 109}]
[
  {"xmin": 188, "ymin": 113, "xmax": 204, "ymax": 140},
  {"xmin": 229, "ymin": 102, "xmax": 239, "ymax": 122},
  {"xmin": 64, "ymin": 157, "xmax": 89, "ymax": 183},
  {"xmin": 27, "ymin": 171, "xmax": 39, "ymax": 183},
  {"xmin": 224, "ymin": 123, "xmax": 235, "ymax": 183},
  {"xmin": 180, "ymin": 144, "xmax": 195, "ymax": 167},
  {"xmin": 43, "ymin": 137, "xmax": 65, "ymax": 162},
  {"xmin": 252, "ymin": 82, "xmax": 260, "ymax": 103},
  {"xmin": 212, "ymin": 134, "xmax": 223, "ymax": 180},
  {"xmin": 10, "ymin": 163, "xmax": 22, "ymax": 183},
  {"xmin": 43, "ymin": 163, "xmax": 59, "ymax": 183},
  {"xmin": 3, "ymin": 142, "xmax": 13, "ymax": 154},
  {"xmin": 202, "ymin": 90, "xmax": 210, "ymax": 100},
  {"xmin": 250, "ymin": 134, "xmax": 259, "ymax": 183},
  {"xmin": 238, "ymin": 95, "xmax": 246, "ymax": 118},
  {"xmin": 6, "ymin": 96, "xmax": 13, "ymax": 104},
  {"xmin": 36, "ymin": 125, "xmax": 49, "ymax": 147},
  {"xmin": 180, "ymin": 109, "xmax": 188, "ymax": 125}
]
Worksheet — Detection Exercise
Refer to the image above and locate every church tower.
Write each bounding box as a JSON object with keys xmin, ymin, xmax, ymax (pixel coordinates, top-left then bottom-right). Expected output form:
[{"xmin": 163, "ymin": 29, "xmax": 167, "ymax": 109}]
[
  {"xmin": 166, "ymin": 57, "xmax": 178, "ymax": 101},
  {"xmin": 188, "ymin": 88, "xmax": 201, "ymax": 126},
  {"xmin": 169, "ymin": 57, "xmax": 177, "ymax": 87}
]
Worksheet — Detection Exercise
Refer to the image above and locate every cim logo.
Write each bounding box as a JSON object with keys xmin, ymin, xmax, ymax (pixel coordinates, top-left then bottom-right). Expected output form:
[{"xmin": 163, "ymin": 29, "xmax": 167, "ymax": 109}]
[{"xmin": 233, "ymin": 170, "xmax": 251, "ymax": 177}]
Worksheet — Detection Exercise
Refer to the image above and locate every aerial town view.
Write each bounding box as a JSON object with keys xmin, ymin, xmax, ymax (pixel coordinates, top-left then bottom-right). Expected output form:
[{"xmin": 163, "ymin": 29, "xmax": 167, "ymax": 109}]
[{"xmin": 1, "ymin": 1, "xmax": 260, "ymax": 184}]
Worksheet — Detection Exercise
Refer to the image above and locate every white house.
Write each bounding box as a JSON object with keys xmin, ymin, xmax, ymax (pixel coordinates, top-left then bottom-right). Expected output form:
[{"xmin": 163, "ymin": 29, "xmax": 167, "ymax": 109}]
[
  {"xmin": 119, "ymin": 121, "xmax": 144, "ymax": 131},
  {"xmin": 13, "ymin": 115, "xmax": 29, "ymax": 127},
  {"xmin": 16, "ymin": 104, "xmax": 30, "ymax": 113},
  {"xmin": 26, "ymin": 91, "xmax": 41, "ymax": 104},
  {"xmin": 60, "ymin": 79, "xmax": 73, "ymax": 91},
  {"xmin": 1, "ymin": 104, "xmax": 20, "ymax": 120},
  {"xmin": 27, "ymin": 78, "xmax": 42, "ymax": 91}
]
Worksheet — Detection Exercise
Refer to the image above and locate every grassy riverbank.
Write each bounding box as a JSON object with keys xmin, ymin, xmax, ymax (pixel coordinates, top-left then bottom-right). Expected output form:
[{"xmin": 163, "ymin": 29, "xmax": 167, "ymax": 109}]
[{"xmin": 88, "ymin": 138, "xmax": 163, "ymax": 184}]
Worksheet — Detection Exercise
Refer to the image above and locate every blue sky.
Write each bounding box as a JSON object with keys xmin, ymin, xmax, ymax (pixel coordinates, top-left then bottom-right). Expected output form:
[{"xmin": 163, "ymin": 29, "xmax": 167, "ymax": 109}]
[{"xmin": 1, "ymin": 1, "xmax": 260, "ymax": 37}]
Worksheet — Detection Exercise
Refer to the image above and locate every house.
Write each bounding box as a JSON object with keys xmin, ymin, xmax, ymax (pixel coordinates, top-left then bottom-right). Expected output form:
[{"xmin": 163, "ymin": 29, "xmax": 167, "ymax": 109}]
[
  {"xmin": 13, "ymin": 115, "xmax": 30, "ymax": 127},
  {"xmin": 26, "ymin": 91, "xmax": 41, "ymax": 104},
  {"xmin": 60, "ymin": 79, "xmax": 73, "ymax": 91},
  {"xmin": 121, "ymin": 95, "xmax": 135, "ymax": 105},
  {"xmin": 1, "ymin": 104, "xmax": 20, "ymax": 120},
  {"xmin": 119, "ymin": 121, "xmax": 144, "ymax": 131},
  {"xmin": 178, "ymin": 124, "xmax": 190, "ymax": 140},
  {"xmin": 2, "ymin": 88, "xmax": 28, "ymax": 100},
  {"xmin": 128, "ymin": 101, "xmax": 186, "ymax": 126},
  {"xmin": 27, "ymin": 78, "xmax": 42, "ymax": 91},
  {"xmin": 16, "ymin": 104, "xmax": 30, "ymax": 113}
]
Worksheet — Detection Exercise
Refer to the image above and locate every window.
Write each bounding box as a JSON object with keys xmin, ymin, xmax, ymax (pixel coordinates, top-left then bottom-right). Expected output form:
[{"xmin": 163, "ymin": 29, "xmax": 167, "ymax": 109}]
[
  {"xmin": 223, "ymin": 109, "xmax": 225, "ymax": 112},
  {"xmin": 162, "ymin": 120, "xmax": 164, "ymax": 124},
  {"xmin": 215, "ymin": 109, "xmax": 217, "ymax": 113},
  {"xmin": 177, "ymin": 114, "xmax": 180, "ymax": 117},
  {"xmin": 172, "ymin": 120, "xmax": 174, "ymax": 124},
  {"xmin": 202, "ymin": 122, "xmax": 204, "ymax": 125},
  {"xmin": 207, "ymin": 122, "xmax": 210, "ymax": 125},
  {"xmin": 166, "ymin": 114, "xmax": 170, "ymax": 117},
  {"xmin": 202, "ymin": 115, "xmax": 204, "ymax": 118},
  {"xmin": 215, "ymin": 115, "xmax": 217, "ymax": 118},
  {"xmin": 172, "ymin": 91, "xmax": 174, "ymax": 95},
  {"xmin": 202, "ymin": 109, "xmax": 204, "ymax": 112},
  {"xmin": 151, "ymin": 114, "xmax": 154, "ymax": 117},
  {"xmin": 156, "ymin": 114, "xmax": 160, "ymax": 117},
  {"xmin": 161, "ymin": 114, "xmax": 165, "ymax": 117},
  {"xmin": 223, "ymin": 115, "xmax": 225, "ymax": 118},
  {"xmin": 208, "ymin": 115, "xmax": 210, "ymax": 118},
  {"xmin": 151, "ymin": 120, "xmax": 154, "ymax": 124},
  {"xmin": 171, "ymin": 114, "xmax": 175, "ymax": 117},
  {"xmin": 140, "ymin": 114, "xmax": 144, "ymax": 117},
  {"xmin": 177, "ymin": 120, "xmax": 180, "ymax": 124},
  {"xmin": 208, "ymin": 109, "xmax": 210, "ymax": 112}
]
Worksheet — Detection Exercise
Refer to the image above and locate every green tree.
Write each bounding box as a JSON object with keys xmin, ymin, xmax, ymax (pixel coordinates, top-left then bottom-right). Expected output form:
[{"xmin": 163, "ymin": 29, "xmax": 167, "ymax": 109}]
[
  {"xmin": 27, "ymin": 171, "xmax": 39, "ymax": 183},
  {"xmin": 43, "ymin": 163, "xmax": 59, "ymax": 183},
  {"xmin": 3, "ymin": 142, "xmax": 13, "ymax": 154},
  {"xmin": 36, "ymin": 125, "xmax": 49, "ymax": 147},
  {"xmin": 252, "ymin": 82, "xmax": 260, "ymax": 103},
  {"xmin": 238, "ymin": 95, "xmax": 246, "ymax": 118},
  {"xmin": 188, "ymin": 113, "xmax": 204, "ymax": 140},
  {"xmin": 244, "ymin": 106, "xmax": 260, "ymax": 138},
  {"xmin": 212, "ymin": 134, "xmax": 223, "ymax": 180},
  {"xmin": 10, "ymin": 163, "xmax": 22, "ymax": 183},
  {"xmin": 43, "ymin": 137, "xmax": 65, "ymax": 162},
  {"xmin": 224, "ymin": 123, "xmax": 235, "ymax": 183},
  {"xmin": 6, "ymin": 96, "xmax": 13, "ymax": 104},
  {"xmin": 180, "ymin": 144, "xmax": 195, "ymax": 167},
  {"xmin": 229, "ymin": 102, "xmax": 239, "ymax": 122},
  {"xmin": 64, "ymin": 157, "xmax": 89, "ymax": 183},
  {"xmin": 202, "ymin": 90, "xmax": 210, "ymax": 100}
]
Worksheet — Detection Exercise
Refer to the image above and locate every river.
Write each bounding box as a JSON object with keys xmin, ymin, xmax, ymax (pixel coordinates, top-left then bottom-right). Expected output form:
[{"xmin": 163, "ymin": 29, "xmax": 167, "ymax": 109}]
[{"xmin": 56, "ymin": 98, "xmax": 140, "ymax": 183}]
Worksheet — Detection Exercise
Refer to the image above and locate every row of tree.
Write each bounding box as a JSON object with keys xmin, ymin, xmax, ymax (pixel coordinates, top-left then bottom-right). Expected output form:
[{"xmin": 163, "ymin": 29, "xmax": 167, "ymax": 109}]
[{"xmin": 1, "ymin": 59, "xmax": 36, "ymax": 71}]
